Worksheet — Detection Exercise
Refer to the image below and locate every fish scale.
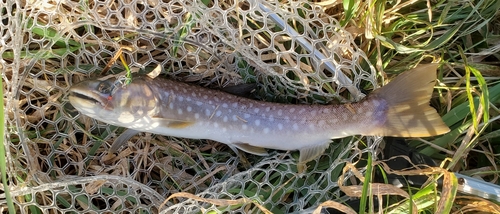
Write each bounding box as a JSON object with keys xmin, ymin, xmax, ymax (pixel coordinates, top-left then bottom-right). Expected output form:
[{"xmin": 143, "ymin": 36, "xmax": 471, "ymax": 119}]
[{"xmin": 68, "ymin": 63, "xmax": 450, "ymax": 172}]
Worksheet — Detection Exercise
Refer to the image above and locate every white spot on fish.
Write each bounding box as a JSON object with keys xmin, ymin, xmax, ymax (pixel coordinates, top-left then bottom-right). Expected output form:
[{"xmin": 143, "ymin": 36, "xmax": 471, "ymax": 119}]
[
  {"xmin": 187, "ymin": 106, "xmax": 192, "ymax": 112},
  {"xmin": 263, "ymin": 128, "xmax": 270, "ymax": 134},
  {"xmin": 203, "ymin": 95, "xmax": 208, "ymax": 99},
  {"xmin": 254, "ymin": 108, "xmax": 260, "ymax": 113},
  {"xmin": 255, "ymin": 120, "xmax": 260, "ymax": 126},
  {"xmin": 191, "ymin": 92, "xmax": 197, "ymax": 97},
  {"xmin": 205, "ymin": 109, "xmax": 211, "ymax": 116},
  {"xmin": 232, "ymin": 115, "xmax": 238, "ymax": 121},
  {"xmin": 222, "ymin": 103, "xmax": 228, "ymax": 108},
  {"xmin": 293, "ymin": 123, "xmax": 299, "ymax": 130},
  {"xmin": 169, "ymin": 103, "xmax": 174, "ymax": 109},
  {"xmin": 178, "ymin": 96, "xmax": 184, "ymax": 102},
  {"xmin": 232, "ymin": 103, "xmax": 238, "ymax": 108},
  {"xmin": 299, "ymin": 109, "xmax": 306, "ymax": 114},
  {"xmin": 177, "ymin": 109, "xmax": 183, "ymax": 115},
  {"xmin": 223, "ymin": 116, "xmax": 228, "ymax": 122},
  {"xmin": 269, "ymin": 116, "xmax": 275, "ymax": 122},
  {"xmin": 216, "ymin": 110, "xmax": 222, "ymax": 117},
  {"xmin": 278, "ymin": 123, "xmax": 283, "ymax": 130},
  {"xmin": 284, "ymin": 116, "xmax": 290, "ymax": 120},
  {"xmin": 196, "ymin": 101, "xmax": 203, "ymax": 106},
  {"xmin": 244, "ymin": 113, "xmax": 250, "ymax": 119},
  {"xmin": 309, "ymin": 123, "xmax": 315, "ymax": 130},
  {"xmin": 265, "ymin": 107, "xmax": 270, "ymax": 112},
  {"xmin": 310, "ymin": 110, "xmax": 317, "ymax": 117},
  {"xmin": 289, "ymin": 108, "xmax": 295, "ymax": 113},
  {"xmin": 195, "ymin": 113, "xmax": 200, "ymax": 119},
  {"xmin": 242, "ymin": 124, "xmax": 248, "ymax": 130},
  {"xmin": 278, "ymin": 110, "xmax": 283, "ymax": 116},
  {"xmin": 318, "ymin": 120, "xmax": 326, "ymax": 127}
]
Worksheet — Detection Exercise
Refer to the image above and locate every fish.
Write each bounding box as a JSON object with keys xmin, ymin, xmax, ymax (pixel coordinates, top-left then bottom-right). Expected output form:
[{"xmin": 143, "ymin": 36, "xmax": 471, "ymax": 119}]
[{"xmin": 68, "ymin": 63, "xmax": 450, "ymax": 172}]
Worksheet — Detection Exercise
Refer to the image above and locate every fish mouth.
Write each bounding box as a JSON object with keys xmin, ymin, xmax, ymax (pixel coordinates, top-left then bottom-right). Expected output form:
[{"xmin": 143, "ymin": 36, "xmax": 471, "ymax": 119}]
[{"xmin": 68, "ymin": 89, "xmax": 108, "ymax": 109}]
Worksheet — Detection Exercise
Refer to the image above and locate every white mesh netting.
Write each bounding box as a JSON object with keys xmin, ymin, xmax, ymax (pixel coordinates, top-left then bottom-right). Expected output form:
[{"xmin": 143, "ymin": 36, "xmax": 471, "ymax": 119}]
[{"xmin": 1, "ymin": 0, "xmax": 379, "ymax": 213}]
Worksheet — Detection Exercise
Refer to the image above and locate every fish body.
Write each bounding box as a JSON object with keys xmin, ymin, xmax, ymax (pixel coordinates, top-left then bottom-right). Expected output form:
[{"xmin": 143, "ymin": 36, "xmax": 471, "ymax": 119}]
[{"xmin": 69, "ymin": 64, "xmax": 449, "ymax": 171}]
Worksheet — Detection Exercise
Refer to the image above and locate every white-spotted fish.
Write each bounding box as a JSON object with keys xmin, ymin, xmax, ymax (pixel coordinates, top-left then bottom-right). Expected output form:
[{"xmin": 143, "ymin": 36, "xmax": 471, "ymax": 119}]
[{"xmin": 68, "ymin": 64, "xmax": 449, "ymax": 172}]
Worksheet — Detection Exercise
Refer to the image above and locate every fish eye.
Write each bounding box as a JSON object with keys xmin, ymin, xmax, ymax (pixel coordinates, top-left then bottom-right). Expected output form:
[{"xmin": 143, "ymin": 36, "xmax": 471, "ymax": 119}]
[{"xmin": 97, "ymin": 81, "xmax": 113, "ymax": 94}]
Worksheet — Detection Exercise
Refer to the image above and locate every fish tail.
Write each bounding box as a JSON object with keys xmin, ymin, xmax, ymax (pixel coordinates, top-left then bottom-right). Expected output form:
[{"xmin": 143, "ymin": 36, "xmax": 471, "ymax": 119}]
[{"xmin": 369, "ymin": 63, "xmax": 450, "ymax": 137}]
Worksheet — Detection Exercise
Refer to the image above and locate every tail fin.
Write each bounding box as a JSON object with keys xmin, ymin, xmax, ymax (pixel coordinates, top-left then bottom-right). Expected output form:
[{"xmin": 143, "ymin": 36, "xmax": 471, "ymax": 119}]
[{"xmin": 369, "ymin": 63, "xmax": 450, "ymax": 137}]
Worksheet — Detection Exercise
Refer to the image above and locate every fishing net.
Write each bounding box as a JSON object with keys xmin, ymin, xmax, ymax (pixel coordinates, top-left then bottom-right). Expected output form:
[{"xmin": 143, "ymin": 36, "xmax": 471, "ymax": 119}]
[{"xmin": 1, "ymin": 0, "xmax": 379, "ymax": 213}]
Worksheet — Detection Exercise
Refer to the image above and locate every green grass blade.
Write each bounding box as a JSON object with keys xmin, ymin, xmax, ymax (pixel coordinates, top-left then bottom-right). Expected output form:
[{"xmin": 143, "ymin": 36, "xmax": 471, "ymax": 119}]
[
  {"xmin": 436, "ymin": 172, "xmax": 458, "ymax": 214},
  {"xmin": 26, "ymin": 18, "xmax": 80, "ymax": 47},
  {"xmin": 341, "ymin": 0, "xmax": 359, "ymax": 26},
  {"xmin": 458, "ymin": 46, "xmax": 479, "ymax": 133},
  {"xmin": 376, "ymin": 35, "xmax": 423, "ymax": 54},
  {"xmin": 426, "ymin": 20, "xmax": 463, "ymax": 50},
  {"xmin": 359, "ymin": 151, "xmax": 373, "ymax": 214},
  {"xmin": 469, "ymin": 66, "xmax": 490, "ymax": 125},
  {"xmin": 0, "ymin": 72, "xmax": 15, "ymax": 213},
  {"xmin": 458, "ymin": 46, "xmax": 490, "ymax": 134}
]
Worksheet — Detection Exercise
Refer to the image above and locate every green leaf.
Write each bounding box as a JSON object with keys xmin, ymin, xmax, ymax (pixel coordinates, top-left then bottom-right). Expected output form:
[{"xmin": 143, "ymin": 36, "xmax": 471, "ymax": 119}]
[{"xmin": 0, "ymin": 58, "xmax": 15, "ymax": 214}]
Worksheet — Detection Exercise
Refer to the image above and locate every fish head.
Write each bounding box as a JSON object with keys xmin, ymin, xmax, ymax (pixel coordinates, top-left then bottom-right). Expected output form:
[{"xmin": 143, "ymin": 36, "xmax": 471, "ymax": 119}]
[{"xmin": 68, "ymin": 77, "xmax": 159, "ymax": 126}]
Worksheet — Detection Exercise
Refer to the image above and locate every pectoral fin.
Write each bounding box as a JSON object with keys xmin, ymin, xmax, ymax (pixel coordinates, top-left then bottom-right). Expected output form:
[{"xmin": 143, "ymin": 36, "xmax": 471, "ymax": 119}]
[
  {"xmin": 298, "ymin": 142, "xmax": 330, "ymax": 173},
  {"xmin": 151, "ymin": 117, "xmax": 195, "ymax": 129},
  {"xmin": 109, "ymin": 128, "xmax": 141, "ymax": 153},
  {"xmin": 232, "ymin": 142, "xmax": 269, "ymax": 156},
  {"xmin": 166, "ymin": 120, "xmax": 195, "ymax": 128}
]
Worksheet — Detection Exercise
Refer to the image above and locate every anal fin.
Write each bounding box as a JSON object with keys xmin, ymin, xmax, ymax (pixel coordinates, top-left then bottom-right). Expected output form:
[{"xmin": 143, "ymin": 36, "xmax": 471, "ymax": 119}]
[
  {"xmin": 298, "ymin": 142, "xmax": 330, "ymax": 173},
  {"xmin": 232, "ymin": 142, "xmax": 269, "ymax": 156}
]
